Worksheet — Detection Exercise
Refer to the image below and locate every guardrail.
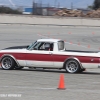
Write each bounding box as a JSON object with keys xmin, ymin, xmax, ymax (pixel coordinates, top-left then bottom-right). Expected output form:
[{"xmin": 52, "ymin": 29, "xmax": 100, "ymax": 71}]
[{"xmin": 0, "ymin": 14, "xmax": 100, "ymax": 27}]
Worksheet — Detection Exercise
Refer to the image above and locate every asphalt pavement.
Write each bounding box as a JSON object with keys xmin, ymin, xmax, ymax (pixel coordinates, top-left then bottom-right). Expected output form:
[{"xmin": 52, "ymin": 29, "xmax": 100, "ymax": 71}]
[{"xmin": 0, "ymin": 24, "xmax": 100, "ymax": 100}]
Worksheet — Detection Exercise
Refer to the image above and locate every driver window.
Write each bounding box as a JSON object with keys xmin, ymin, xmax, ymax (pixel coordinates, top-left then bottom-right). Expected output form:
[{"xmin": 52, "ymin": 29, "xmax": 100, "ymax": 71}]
[
  {"xmin": 40, "ymin": 42, "xmax": 53, "ymax": 51},
  {"xmin": 31, "ymin": 42, "xmax": 54, "ymax": 51}
]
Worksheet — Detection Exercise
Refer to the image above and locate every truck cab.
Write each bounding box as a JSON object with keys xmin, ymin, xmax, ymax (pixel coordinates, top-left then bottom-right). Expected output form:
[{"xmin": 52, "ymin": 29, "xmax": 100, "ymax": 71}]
[{"xmin": 27, "ymin": 39, "xmax": 65, "ymax": 51}]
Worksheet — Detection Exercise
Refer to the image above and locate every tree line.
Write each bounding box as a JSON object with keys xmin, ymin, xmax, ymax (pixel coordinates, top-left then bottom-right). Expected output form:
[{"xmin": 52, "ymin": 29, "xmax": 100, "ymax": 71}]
[
  {"xmin": 0, "ymin": 6, "xmax": 22, "ymax": 14},
  {"xmin": 93, "ymin": 0, "xmax": 100, "ymax": 9},
  {"xmin": 88, "ymin": 0, "xmax": 100, "ymax": 10}
]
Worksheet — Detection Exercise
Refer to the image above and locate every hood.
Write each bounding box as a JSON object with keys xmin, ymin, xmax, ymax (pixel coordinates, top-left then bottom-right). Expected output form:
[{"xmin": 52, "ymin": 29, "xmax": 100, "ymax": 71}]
[
  {"xmin": 0, "ymin": 45, "xmax": 28, "ymax": 53},
  {"xmin": 3, "ymin": 45, "xmax": 29, "ymax": 50}
]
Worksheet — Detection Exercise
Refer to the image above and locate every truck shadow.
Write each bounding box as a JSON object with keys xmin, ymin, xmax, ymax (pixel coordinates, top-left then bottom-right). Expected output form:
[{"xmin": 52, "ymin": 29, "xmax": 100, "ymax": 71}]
[
  {"xmin": 20, "ymin": 68, "xmax": 100, "ymax": 75},
  {"xmin": 21, "ymin": 68, "xmax": 67, "ymax": 73},
  {"xmin": 80, "ymin": 72, "xmax": 100, "ymax": 75},
  {"xmin": 0, "ymin": 68, "xmax": 100, "ymax": 75}
]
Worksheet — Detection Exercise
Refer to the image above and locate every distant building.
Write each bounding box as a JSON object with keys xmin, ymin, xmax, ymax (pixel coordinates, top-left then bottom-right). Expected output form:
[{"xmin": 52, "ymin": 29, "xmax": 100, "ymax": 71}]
[
  {"xmin": 32, "ymin": 7, "xmax": 60, "ymax": 16},
  {"xmin": 23, "ymin": 8, "xmax": 33, "ymax": 14},
  {"xmin": 23, "ymin": 5, "xmax": 60, "ymax": 16},
  {"xmin": 47, "ymin": 7, "xmax": 60, "ymax": 16}
]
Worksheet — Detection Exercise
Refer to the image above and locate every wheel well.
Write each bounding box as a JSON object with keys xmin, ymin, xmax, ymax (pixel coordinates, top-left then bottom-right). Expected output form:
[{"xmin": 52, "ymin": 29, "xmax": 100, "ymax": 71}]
[
  {"xmin": 0, "ymin": 55, "xmax": 19, "ymax": 66},
  {"xmin": 63, "ymin": 58, "xmax": 82, "ymax": 69}
]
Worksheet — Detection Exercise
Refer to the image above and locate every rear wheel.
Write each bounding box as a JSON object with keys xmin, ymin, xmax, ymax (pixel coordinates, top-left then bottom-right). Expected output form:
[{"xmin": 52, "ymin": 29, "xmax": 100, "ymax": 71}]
[
  {"xmin": 65, "ymin": 59, "xmax": 80, "ymax": 73},
  {"xmin": 1, "ymin": 56, "xmax": 15, "ymax": 70}
]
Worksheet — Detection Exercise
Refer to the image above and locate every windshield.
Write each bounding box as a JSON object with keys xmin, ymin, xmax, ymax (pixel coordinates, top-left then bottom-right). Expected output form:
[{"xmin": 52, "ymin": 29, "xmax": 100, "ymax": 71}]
[{"xmin": 27, "ymin": 41, "xmax": 37, "ymax": 50}]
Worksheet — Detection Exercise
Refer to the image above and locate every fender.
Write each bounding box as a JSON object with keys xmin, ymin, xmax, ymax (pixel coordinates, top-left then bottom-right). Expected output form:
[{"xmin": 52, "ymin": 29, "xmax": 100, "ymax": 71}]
[
  {"xmin": 0, "ymin": 54, "xmax": 20, "ymax": 67},
  {"xmin": 63, "ymin": 57, "xmax": 84, "ymax": 69}
]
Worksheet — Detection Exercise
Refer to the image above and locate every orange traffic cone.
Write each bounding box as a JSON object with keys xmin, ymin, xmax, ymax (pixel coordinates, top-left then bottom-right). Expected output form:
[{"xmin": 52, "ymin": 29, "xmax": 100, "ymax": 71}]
[
  {"xmin": 88, "ymin": 45, "xmax": 90, "ymax": 48},
  {"xmin": 58, "ymin": 74, "xmax": 66, "ymax": 90}
]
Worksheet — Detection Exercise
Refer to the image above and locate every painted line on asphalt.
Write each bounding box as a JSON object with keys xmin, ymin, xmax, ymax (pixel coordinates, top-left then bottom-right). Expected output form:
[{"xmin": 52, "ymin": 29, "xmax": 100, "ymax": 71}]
[
  {"xmin": 1, "ymin": 86, "xmax": 100, "ymax": 93},
  {"xmin": 0, "ymin": 86, "xmax": 57, "ymax": 90}
]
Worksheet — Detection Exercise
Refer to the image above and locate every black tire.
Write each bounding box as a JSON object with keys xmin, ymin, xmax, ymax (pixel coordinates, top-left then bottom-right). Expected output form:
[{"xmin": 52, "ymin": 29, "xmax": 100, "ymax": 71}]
[
  {"xmin": 14, "ymin": 66, "xmax": 24, "ymax": 70},
  {"xmin": 65, "ymin": 59, "xmax": 80, "ymax": 73},
  {"xmin": 1, "ymin": 56, "xmax": 15, "ymax": 70},
  {"xmin": 79, "ymin": 68, "xmax": 86, "ymax": 73}
]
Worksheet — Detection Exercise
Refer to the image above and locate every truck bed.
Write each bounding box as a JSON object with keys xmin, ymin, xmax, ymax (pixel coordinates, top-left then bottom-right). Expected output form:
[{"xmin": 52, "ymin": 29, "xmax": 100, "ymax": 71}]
[{"xmin": 65, "ymin": 50, "xmax": 99, "ymax": 53}]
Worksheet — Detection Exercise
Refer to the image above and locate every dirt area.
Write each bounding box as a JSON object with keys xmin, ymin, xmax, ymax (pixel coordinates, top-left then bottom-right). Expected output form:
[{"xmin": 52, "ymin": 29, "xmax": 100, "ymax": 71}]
[{"xmin": 54, "ymin": 8, "xmax": 100, "ymax": 18}]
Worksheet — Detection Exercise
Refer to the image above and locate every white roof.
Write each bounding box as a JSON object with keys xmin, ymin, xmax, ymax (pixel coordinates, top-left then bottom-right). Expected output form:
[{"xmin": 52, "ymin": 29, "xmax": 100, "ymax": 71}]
[{"xmin": 37, "ymin": 39, "xmax": 62, "ymax": 42}]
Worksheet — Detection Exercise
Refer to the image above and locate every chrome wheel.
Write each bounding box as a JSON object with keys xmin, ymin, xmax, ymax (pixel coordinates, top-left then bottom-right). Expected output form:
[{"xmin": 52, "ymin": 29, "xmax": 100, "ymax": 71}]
[
  {"xmin": 1, "ymin": 57, "xmax": 15, "ymax": 70},
  {"xmin": 65, "ymin": 60, "xmax": 80, "ymax": 73}
]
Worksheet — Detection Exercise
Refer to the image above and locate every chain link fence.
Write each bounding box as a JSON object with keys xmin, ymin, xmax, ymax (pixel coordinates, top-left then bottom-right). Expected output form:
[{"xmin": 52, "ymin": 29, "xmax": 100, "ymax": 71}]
[{"xmin": 0, "ymin": 0, "xmax": 61, "ymax": 16}]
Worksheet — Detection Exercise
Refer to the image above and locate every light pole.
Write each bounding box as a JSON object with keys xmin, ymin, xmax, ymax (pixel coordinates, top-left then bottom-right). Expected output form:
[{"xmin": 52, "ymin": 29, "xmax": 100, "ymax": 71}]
[
  {"xmin": 71, "ymin": 2, "xmax": 73, "ymax": 9},
  {"xmin": 8, "ymin": 0, "xmax": 15, "ymax": 7},
  {"xmin": 54, "ymin": 0, "xmax": 57, "ymax": 7}
]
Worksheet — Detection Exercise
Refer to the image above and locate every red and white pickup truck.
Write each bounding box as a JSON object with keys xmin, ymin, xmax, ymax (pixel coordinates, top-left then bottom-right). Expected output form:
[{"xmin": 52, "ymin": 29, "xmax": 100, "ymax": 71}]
[{"xmin": 0, "ymin": 38, "xmax": 100, "ymax": 73}]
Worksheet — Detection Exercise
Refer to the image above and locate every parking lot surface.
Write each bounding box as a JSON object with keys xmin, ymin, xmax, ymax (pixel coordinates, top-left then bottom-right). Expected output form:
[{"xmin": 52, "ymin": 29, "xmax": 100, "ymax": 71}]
[{"xmin": 0, "ymin": 24, "xmax": 100, "ymax": 100}]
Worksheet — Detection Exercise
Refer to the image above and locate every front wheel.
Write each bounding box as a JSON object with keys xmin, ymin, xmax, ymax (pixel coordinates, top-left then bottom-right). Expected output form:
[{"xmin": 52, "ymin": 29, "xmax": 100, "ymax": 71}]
[
  {"xmin": 65, "ymin": 59, "xmax": 80, "ymax": 73},
  {"xmin": 14, "ymin": 66, "xmax": 24, "ymax": 70},
  {"xmin": 1, "ymin": 56, "xmax": 15, "ymax": 70}
]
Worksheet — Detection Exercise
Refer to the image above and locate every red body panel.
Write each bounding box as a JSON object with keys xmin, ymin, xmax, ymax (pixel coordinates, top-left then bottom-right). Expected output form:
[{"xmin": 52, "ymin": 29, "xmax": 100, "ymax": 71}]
[{"xmin": 0, "ymin": 52, "xmax": 99, "ymax": 63}]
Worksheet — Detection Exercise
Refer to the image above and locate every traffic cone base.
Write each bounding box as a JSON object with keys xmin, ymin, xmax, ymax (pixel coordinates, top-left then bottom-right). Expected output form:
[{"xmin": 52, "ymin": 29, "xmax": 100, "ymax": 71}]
[{"xmin": 57, "ymin": 87, "xmax": 66, "ymax": 90}]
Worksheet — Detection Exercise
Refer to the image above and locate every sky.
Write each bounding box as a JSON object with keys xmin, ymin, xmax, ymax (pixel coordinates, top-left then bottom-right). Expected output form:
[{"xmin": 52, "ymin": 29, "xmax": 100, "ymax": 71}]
[{"xmin": 0, "ymin": 0, "xmax": 94, "ymax": 8}]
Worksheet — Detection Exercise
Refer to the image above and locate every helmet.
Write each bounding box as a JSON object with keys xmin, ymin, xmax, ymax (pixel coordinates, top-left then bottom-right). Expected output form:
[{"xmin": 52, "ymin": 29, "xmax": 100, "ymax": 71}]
[{"xmin": 45, "ymin": 43, "xmax": 50, "ymax": 50}]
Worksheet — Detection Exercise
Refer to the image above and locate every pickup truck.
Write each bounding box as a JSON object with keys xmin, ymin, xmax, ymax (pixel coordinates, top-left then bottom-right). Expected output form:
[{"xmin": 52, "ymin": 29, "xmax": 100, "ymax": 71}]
[{"xmin": 0, "ymin": 38, "xmax": 100, "ymax": 73}]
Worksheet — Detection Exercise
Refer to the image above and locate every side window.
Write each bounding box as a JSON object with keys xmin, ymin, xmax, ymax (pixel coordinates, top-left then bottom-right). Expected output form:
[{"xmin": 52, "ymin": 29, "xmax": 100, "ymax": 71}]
[
  {"xmin": 39, "ymin": 42, "xmax": 54, "ymax": 51},
  {"xmin": 30, "ymin": 42, "xmax": 54, "ymax": 51},
  {"xmin": 43, "ymin": 42, "xmax": 54, "ymax": 51},
  {"xmin": 58, "ymin": 41, "xmax": 64, "ymax": 50}
]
